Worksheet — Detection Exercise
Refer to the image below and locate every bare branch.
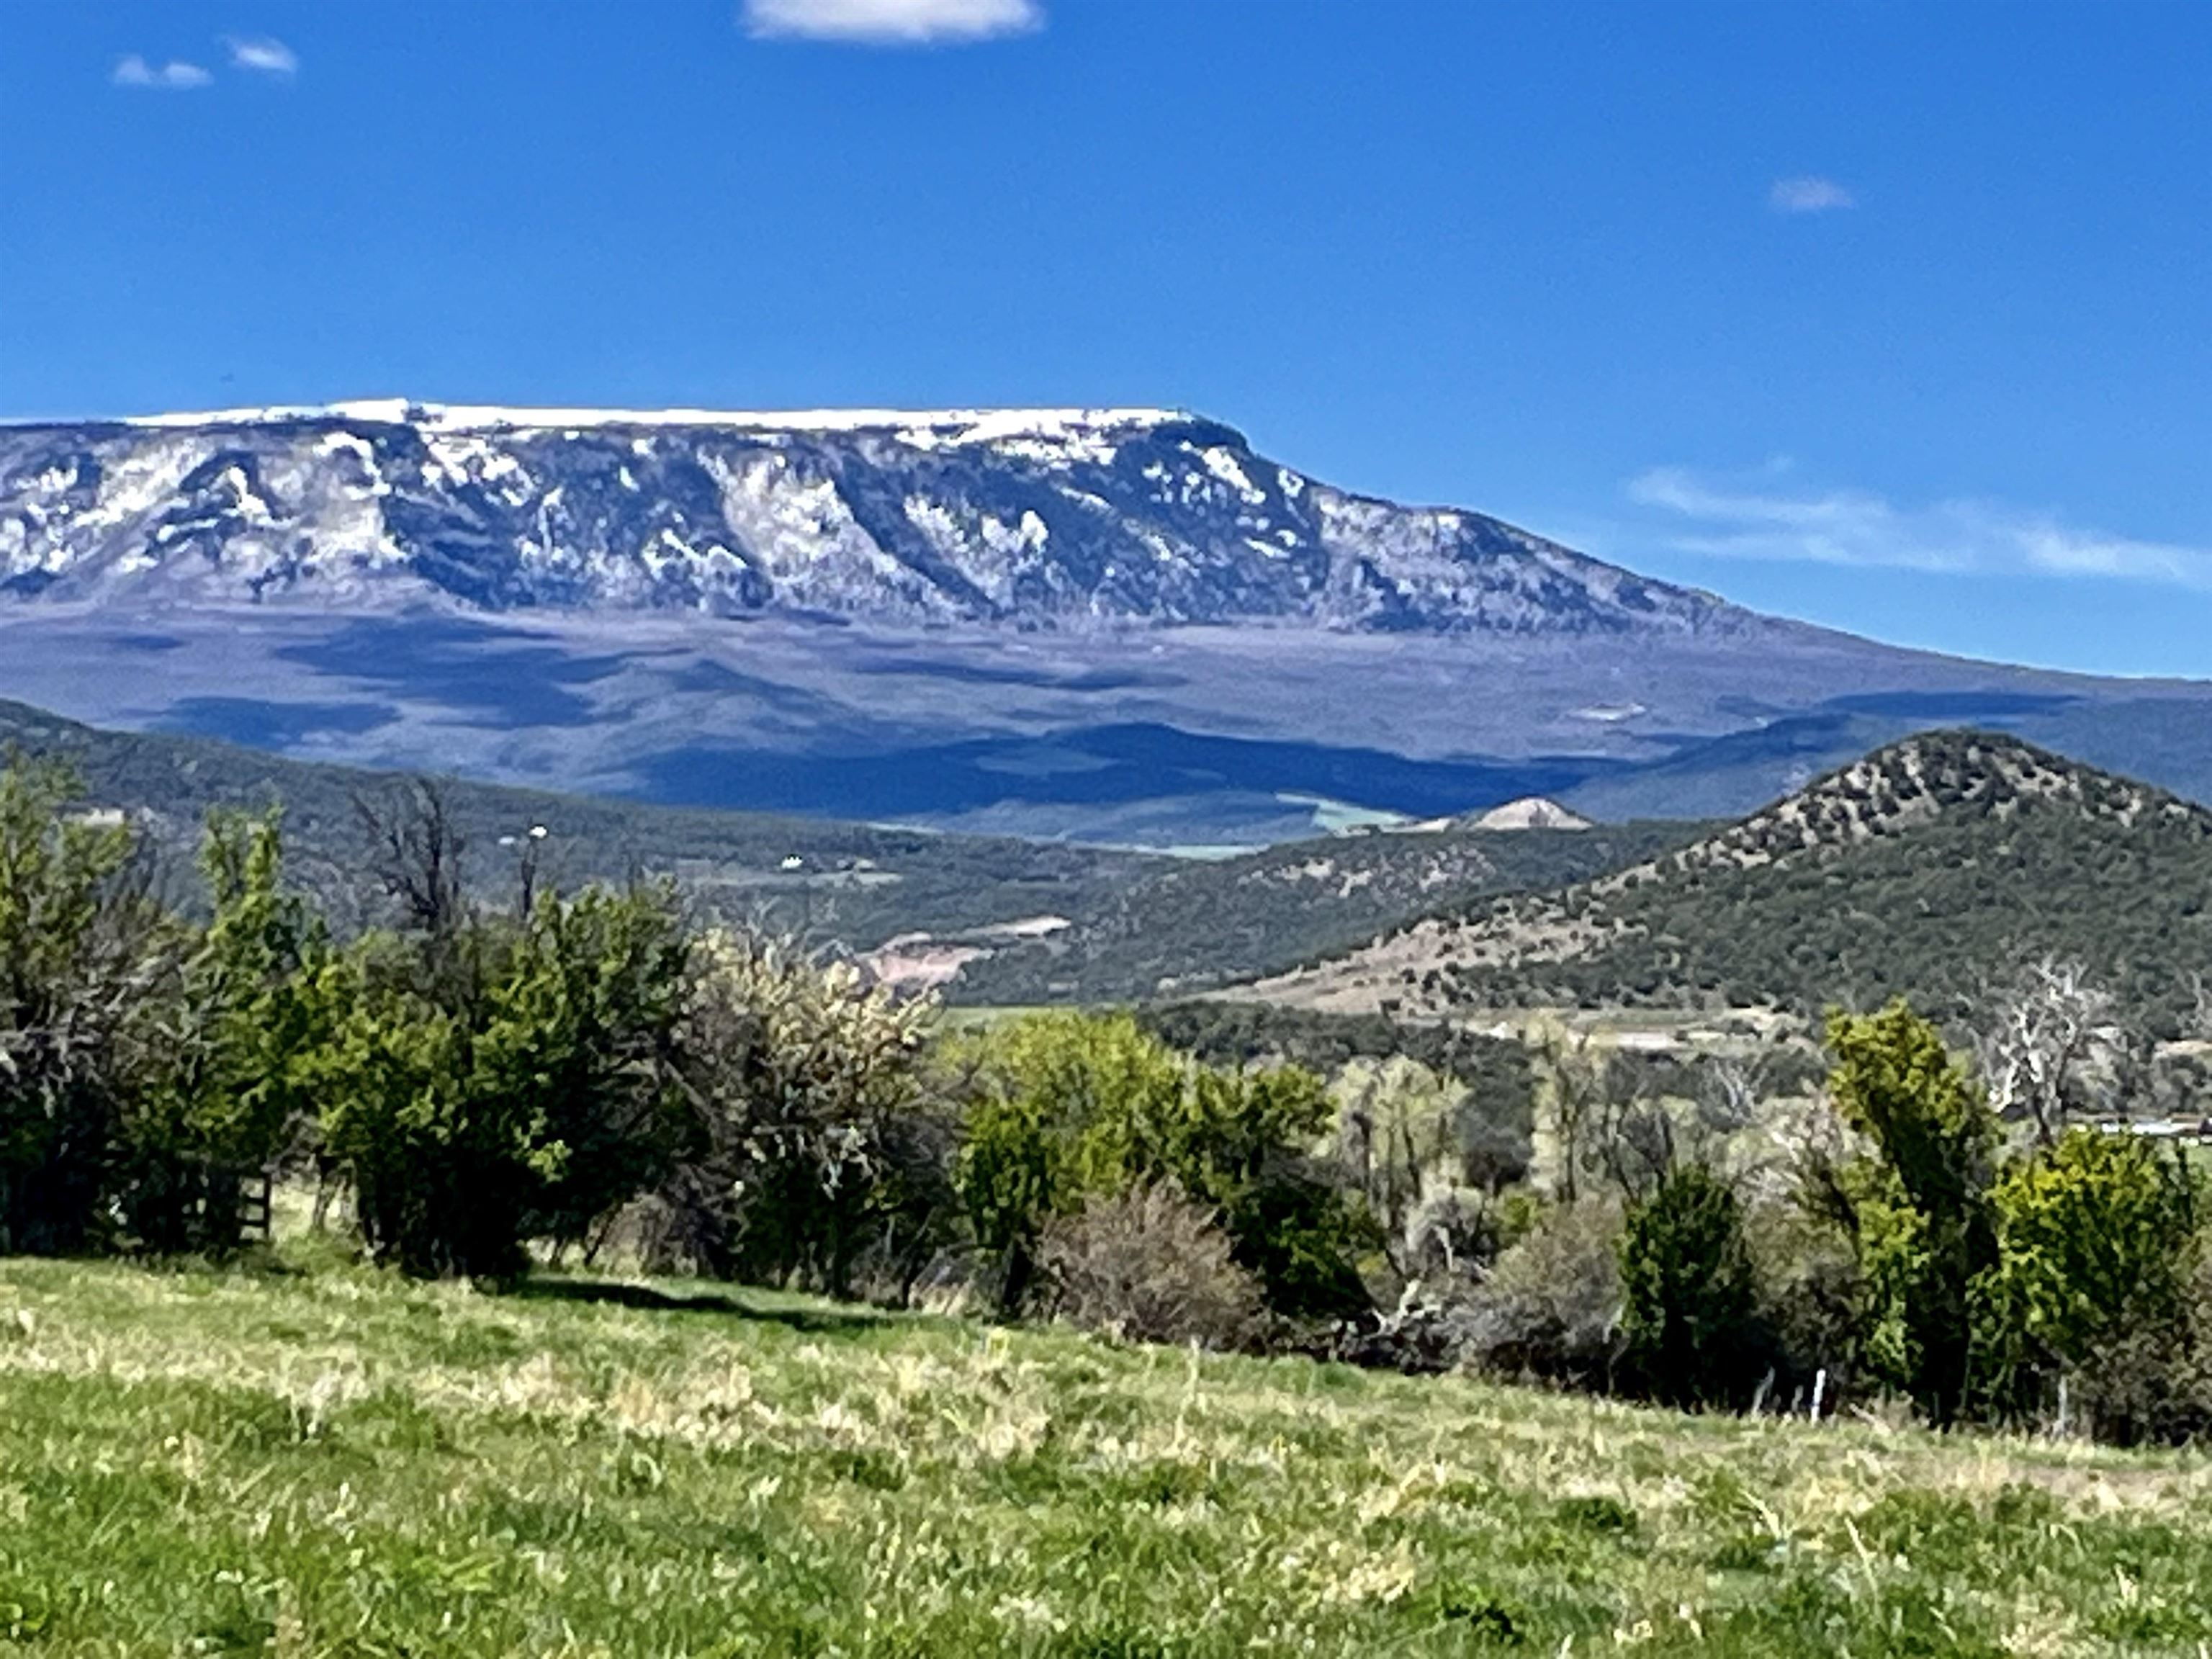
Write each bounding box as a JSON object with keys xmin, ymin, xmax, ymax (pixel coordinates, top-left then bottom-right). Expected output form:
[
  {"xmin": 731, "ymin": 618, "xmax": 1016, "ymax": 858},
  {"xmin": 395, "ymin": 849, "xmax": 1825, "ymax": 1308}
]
[{"xmin": 1971, "ymin": 956, "xmax": 2136, "ymax": 1145}]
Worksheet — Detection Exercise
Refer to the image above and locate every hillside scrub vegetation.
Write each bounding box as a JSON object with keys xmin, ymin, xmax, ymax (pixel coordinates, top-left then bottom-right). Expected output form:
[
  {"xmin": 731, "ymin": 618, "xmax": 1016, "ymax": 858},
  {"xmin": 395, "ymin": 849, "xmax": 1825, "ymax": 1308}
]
[
  {"xmin": 0, "ymin": 694, "xmax": 1688, "ymax": 1008},
  {"xmin": 950, "ymin": 815, "xmax": 1699, "ymax": 1005},
  {"xmin": 5, "ymin": 755, "xmax": 2212, "ymax": 1449},
  {"xmin": 1260, "ymin": 731, "xmax": 2212, "ymax": 1038}
]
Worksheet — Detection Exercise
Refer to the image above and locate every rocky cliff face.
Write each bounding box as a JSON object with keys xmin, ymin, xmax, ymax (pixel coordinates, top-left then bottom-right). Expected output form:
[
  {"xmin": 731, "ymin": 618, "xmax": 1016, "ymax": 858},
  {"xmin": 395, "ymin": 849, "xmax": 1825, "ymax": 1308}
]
[{"xmin": 0, "ymin": 401, "xmax": 1750, "ymax": 635}]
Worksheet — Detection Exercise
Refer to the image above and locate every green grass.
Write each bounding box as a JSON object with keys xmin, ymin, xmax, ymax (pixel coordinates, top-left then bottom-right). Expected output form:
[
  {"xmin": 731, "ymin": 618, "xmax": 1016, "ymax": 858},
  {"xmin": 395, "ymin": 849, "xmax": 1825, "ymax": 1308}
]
[{"xmin": 4, "ymin": 1257, "xmax": 2212, "ymax": 1655}]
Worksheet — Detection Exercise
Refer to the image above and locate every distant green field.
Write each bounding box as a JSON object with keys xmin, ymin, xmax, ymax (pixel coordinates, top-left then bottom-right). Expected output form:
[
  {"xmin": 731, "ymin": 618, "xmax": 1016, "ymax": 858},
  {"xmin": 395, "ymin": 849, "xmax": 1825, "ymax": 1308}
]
[{"xmin": 5, "ymin": 1257, "xmax": 2211, "ymax": 1655}]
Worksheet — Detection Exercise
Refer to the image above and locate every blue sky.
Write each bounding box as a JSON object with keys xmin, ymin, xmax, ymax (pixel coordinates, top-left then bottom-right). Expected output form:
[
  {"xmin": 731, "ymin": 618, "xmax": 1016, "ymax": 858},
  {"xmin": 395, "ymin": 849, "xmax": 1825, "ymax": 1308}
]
[{"xmin": 4, "ymin": 0, "xmax": 2208, "ymax": 677}]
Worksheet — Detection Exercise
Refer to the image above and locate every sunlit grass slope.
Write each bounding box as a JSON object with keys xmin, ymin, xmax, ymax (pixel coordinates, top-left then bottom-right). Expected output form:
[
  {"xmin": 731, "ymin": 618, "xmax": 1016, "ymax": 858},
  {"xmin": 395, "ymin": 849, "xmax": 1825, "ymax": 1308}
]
[{"xmin": 4, "ymin": 1256, "xmax": 2211, "ymax": 1656}]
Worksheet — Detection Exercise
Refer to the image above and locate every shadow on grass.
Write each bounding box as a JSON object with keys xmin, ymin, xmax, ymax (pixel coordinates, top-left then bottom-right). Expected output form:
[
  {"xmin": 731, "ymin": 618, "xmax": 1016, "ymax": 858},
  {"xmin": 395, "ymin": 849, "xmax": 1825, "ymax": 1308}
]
[{"xmin": 511, "ymin": 1276, "xmax": 891, "ymax": 1334}]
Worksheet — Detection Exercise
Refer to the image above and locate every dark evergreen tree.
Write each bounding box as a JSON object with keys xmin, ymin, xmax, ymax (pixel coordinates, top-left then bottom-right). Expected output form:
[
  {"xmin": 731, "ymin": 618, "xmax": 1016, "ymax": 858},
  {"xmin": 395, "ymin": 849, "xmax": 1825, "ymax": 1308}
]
[{"xmin": 1619, "ymin": 1165, "xmax": 1763, "ymax": 1408}]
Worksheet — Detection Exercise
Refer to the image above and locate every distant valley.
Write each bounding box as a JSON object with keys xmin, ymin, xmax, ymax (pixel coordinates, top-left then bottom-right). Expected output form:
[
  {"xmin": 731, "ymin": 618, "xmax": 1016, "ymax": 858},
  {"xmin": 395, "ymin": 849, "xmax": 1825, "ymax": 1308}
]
[{"xmin": 0, "ymin": 695, "xmax": 1680, "ymax": 1002}]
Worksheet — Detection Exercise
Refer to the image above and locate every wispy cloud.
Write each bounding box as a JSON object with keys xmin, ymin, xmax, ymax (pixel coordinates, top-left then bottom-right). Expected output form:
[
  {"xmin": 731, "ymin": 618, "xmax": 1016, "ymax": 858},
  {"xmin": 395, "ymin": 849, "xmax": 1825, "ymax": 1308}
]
[
  {"xmin": 744, "ymin": 0, "xmax": 1042, "ymax": 45},
  {"xmin": 1629, "ymin": 466, "xmax": 2212, "ymax": 590},
  {"xmin": 1768, "ymin": 176, "xmax": 1856, "ymax": 215},
  {"xmin": 226, "ymin": 36, "xmax": 299, "ymax": 76},
  {"xmin": 112, "ymin": 55, "xmax": 213, "ymax": 89}
]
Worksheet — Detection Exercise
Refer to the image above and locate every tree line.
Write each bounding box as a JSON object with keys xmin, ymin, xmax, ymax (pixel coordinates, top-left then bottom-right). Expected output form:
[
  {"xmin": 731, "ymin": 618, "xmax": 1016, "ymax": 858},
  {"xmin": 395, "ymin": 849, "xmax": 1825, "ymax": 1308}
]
[
  {"xmin": 1351, "ymin": 997, "xmax": 2211, "ymax": 1447},
  {"xmin": 2, "ymin": 756, "xmax": 2206, "ymax": 1445},
  {"xmin": 0, "ymin": 760, "xmax": 1367, "ymax": 1321}
]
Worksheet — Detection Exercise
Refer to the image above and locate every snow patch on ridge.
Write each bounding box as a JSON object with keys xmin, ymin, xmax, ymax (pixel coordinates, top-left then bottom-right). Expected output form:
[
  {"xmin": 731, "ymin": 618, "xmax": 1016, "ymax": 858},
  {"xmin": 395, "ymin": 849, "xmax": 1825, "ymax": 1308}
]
[
  {"xmin": 120, "ymin": 401, "xmax": 1190, "ymax": 443},
  {"xmin": 1, "ymin": 399, "xmax": 1747, "ymax": 636}
]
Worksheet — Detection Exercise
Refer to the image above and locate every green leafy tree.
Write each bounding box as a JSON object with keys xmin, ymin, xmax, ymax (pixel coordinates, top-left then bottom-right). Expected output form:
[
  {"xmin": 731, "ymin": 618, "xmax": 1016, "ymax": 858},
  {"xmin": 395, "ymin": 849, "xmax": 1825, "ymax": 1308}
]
[
  {"xmin": 488, "ymin": 884, "xmax": 691, "ymax": 1254},
  {"xmin": 958, "ymin": 1089, "xmax": 1068, "ymax": 1314},
  {"xmin": 313, "ymin": 881, "xmax": 689, "ymax": 1280},
  {"xmin": 1162, "ymin": 1064, "xmax": 1371, "ymax": 1319},
  {"xmin": 1822, "ymin": 1000, "xmax": 1999, "ymax": 1425},
  {"xmin": 122, "ymin": 811, "xmax": 325, "ymax": 1252},
  {"xmin": 307, "ymin": 950, "xmax": 513, "ymax": 1277},
  {"xmin": 1977, "ymin": 1127, "xmax": 2201, "ymax": 1439},
  {"xmin": 1619, "ymin": 1164, "xmax": 1764, "ymax": 1408},
  {"xmin": 953, "ymin": 1012, "xmax": 1370, "ymax": 1319},
  {"xmin": 952, "ymin": 1012, "xmax": 1183, "ymax": 1312}
]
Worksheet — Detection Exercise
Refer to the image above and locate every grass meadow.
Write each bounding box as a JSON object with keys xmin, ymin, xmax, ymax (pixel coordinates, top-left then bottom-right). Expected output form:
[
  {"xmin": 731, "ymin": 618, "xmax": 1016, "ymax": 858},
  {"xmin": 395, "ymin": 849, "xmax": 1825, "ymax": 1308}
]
[{"xmin": 4, "ymin": 1254, "xmax": 2211, "ymax": 1657}]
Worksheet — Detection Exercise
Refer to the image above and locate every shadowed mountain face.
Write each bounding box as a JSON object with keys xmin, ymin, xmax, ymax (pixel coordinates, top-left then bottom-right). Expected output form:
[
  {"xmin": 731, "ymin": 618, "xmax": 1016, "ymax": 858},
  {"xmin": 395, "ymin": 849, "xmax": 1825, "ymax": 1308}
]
[
  {"xmin": 1, "ymin": 404, "xmax": 2208, "ymax": 845},
  {"xmin": 1244, "ymin": 731, "xmax": 2212, "ymax": 1033}
]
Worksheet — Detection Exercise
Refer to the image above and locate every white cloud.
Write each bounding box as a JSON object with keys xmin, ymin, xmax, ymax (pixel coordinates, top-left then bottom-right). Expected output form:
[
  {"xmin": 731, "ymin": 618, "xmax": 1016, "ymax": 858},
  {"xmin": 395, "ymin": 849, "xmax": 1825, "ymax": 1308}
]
[
  {"xmin": 1768, "ymin": 176, "xmax": 1856, "ymax": 214},
  {"xmin": 1629, "ymin": 466, "xmax": 2212, "ymax": 590},
  {"xmin": 226, "ymin": 36, "xmax": 299, "ymax": 76},
  {"xmin": 744, "ymin": 0, "xmax": 1042, "ymax": 44},
  {"xmin": 112, "ymin": 55, "xmax": 213, "ymax": 89}
]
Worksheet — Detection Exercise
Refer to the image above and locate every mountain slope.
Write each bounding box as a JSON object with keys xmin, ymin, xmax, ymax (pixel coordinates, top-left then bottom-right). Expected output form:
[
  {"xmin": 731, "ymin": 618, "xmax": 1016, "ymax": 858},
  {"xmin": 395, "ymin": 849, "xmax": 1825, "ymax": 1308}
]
[
  {"xmin": 1246, "ymin": 732, "xmax": 2212, "ymax": 1033},
  {"xmin": 0, "ymin": 696, "xmax": 1157, "ymax": 945},
  {"xmin": 0, "ymin": 695, "xmax": 1681, "ymax": 996},
  {"xmin": 935, "ymin": 816, "xmax": 1699, "ymax": 1004},
  {"xmin": 0, "ymin": 402, "xmax": 1750, "ymax": 636}
]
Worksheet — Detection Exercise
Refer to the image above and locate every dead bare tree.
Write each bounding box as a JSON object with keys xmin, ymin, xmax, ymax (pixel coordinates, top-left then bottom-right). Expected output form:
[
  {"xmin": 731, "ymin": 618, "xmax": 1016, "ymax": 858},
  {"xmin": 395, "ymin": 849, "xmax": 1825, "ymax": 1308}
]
[
  {"xmin": 1588, "ymin": 1071, "xmax": 1676, "ymax": 1201},
  {"xmin": 1531, "ymin": 1028, "xmax": 1694, "ymax": 1204},
  {"xmin": 1972, "ymin": 956, "xmax": 2139, "ymax": 1146},
  {"xmin": 1701, "ymin": 1060, "xmax": 1759, "ymax": 1136},
  {"xmin": 354, "ymin": 779, "xmax": 468, "ymax": 938},
  {"xmin": 1532, "ymin": 1025, "xmax": 1606, "ymax": 1204}
]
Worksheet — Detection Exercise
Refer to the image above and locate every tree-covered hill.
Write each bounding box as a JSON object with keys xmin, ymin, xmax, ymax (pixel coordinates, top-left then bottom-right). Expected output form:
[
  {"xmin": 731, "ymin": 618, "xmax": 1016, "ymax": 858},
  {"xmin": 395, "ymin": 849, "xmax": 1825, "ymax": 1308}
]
[{"xmin": 1249, "ymin": 731, "xmax": 2212, "ymax": 1035}]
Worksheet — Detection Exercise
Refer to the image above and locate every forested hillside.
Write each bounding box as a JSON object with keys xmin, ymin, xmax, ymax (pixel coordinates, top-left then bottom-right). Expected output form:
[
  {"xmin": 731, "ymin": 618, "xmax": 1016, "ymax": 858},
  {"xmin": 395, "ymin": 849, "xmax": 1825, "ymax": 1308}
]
[
  {"xmin": 0, "ymin": 695, "xmax": 1156, "ymax": 943},
  {"xmin": 1251, "ymin": 732, "xmax": 2212, "ymax": 1035},
  {"xmin": 940, "ymin": 817, "xmax": 1697, "ymax": 1003}
]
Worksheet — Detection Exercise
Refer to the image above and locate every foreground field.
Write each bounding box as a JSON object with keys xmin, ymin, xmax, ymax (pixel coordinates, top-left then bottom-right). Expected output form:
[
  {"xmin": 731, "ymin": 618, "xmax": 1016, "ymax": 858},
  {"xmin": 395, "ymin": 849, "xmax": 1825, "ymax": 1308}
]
[{"xmin": 3, "ymin": 1260, "xmax": 2210, "ymax": 1657}]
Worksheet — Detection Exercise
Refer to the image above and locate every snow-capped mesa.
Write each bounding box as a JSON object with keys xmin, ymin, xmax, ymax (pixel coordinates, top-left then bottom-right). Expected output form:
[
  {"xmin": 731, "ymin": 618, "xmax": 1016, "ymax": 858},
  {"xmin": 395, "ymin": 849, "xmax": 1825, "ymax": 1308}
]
[{"xmin": 0, "ymin": 402, "xmax": 1754, "ymax": 635}]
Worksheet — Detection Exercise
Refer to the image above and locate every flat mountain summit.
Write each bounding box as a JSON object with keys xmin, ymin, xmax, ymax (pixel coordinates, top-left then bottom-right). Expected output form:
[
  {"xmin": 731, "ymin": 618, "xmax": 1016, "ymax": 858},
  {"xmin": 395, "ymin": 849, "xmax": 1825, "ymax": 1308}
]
[
  {"xmin": 1245, "ymin": 732, "xmax": 2212, "ymax": 1031},
  {"xmin": 0, "ymin": 402, "xmax": 1746, "ymax": 636},
  {"xmin": 2, "ymin": 405, "xmax": 2209, "ymax": 843}
]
